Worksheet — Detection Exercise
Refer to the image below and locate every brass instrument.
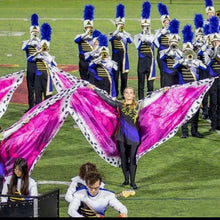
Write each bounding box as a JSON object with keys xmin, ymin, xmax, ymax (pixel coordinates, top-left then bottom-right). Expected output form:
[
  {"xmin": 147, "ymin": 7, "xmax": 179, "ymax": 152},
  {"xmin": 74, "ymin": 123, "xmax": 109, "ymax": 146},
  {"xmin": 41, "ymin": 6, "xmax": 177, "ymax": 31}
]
[
  {"xmin": 41, "ymin": 42, "xmax": 48, "ymax": 52},
  {"xmin": 214, "ymin": 44, "xmax": 220, "ymax": 58},
  {"xmin": 216, "ymin": 9, "xmax": 220, "ymax": 18},
  {"xmin": 88, "ymin": 28, "xmax": 93, "ymax": 36},
  {"xmin": 170, "ymin": 42, "xmax": 178, "ymax": 50},
  {"xmin": 119, "ymin": 25, "xmax": 125, "ymax": 32},
  {"xmin": 101, "ymin": 49, "xmax": 109, "ymax": 59},
  {"xmin": 183, "ymin": 49, "xmax": 197, "ymax": 61}
]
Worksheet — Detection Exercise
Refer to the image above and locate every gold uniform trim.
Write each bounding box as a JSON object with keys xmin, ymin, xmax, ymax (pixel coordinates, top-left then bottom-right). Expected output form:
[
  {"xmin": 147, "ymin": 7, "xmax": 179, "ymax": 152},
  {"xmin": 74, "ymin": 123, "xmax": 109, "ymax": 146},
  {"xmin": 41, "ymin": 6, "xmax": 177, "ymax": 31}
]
[
  {"xmin": 81, "ymin": 41, "xmax": 93, "ymax": 52},
  {"xmin": 28, "ymin": 46, "xmax": 37, "ymax": 55},
  {"xmin": 36, "ymin": 60, "xmax": 47, "ymax": 70},
  {"xmin": 161, "ymin": 35, "xmax": 169, "ymax": 46},
  {"xmin": 182, "ymin": 67, "xmax": 196, "ymax": 81},
  {"xmin": 167, "ymin": 58, "xmax": 175, "ymax": 69},
  {"xmin": 113, "ymin": 39, "xmax": 124, "ymax": 49}
]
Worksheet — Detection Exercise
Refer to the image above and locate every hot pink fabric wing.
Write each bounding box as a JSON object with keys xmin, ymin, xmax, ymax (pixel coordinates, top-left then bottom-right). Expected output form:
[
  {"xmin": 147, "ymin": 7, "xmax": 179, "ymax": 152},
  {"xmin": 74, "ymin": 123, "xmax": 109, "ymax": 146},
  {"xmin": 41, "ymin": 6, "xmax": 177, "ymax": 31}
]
[
  {"xmin": 0, "ymin": 87, "xmax": 74, "ymax": 177},
  {"xmin": 0, "ymin": 70, "xmax": 24, "ymax": 118}
]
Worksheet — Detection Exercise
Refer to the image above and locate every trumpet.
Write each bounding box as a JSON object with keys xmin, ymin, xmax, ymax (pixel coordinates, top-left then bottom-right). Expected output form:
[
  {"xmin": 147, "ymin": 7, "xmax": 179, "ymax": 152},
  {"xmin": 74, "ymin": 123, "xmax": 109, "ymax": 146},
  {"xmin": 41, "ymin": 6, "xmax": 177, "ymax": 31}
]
[
  {"xmin": 119, "ymin": 25, "xmax": 125, "ymax": 32},
  {"xmin": 88, "ymin": 28, "xmax": 93, "ymax": 36},
  {"xmin": 170, "ymin": 42, "xmax": 178, "ymax": 50},
  {"xmin": 216, "ymin": 9, "xmax": 220, "ymax": 18},
  {"xmin": 183, "ymin": 49, "xmax": 197, "ymax": 61},
  {"xmin": 41, "ymin": 42, "xmax": 48, "ymax": 52},
  {"xmin": 101, "ymin": 51, "xmax": 109, "ymax": 59}
]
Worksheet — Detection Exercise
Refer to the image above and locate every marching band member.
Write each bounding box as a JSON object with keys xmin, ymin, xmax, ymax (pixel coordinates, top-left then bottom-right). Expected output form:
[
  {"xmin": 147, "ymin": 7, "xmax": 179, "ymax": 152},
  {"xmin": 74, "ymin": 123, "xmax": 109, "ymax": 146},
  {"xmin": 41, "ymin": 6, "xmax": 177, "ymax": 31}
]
[
  {"xmin": 203, "ymin": 16, "xmax": 220, "ymax": 131},
  {"xmin": 22, "ymin": 13, "xmax": 41, "ymax": 111},
  {"xmin": 89, "ymin": 34, "xmax": 117, "ymax": 98},
  {"xmin": 193, "ymin": 14, "xmax": 210, "ymax": 119},
  {"xmin": 108, "ymin": 3, "xmax": 133, "ymax": 99},
  {"xmin": 159, "ymin": 19, "xmax": 182, "ymax": 87},
  {"xmin": 133, "ymin": 1, "xmax": 156, "ymax": 100},
  {"xmin": 154, "ymin": 2, "xmax": 171, "ymax": 87},
  {"xmin": 74, "ymin": 4, "xmax": 98, "ymax": 80},
  {"xmin": 27, "ymin": 23, "xmax": 56, "ymax": 105},
  {"xmin": 173, "ymin": 24, "xmax": 207, "ymax": 138},
  {"xmin": 68, "ymin": 172, "xmax": 128, "ymax": 217}
]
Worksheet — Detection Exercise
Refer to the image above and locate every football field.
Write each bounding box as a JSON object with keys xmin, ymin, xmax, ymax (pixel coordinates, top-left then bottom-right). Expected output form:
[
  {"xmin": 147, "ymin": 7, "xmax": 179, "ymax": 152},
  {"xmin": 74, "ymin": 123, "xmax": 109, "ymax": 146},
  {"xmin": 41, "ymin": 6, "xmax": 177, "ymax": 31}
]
[{"xmin": 0, "ymin": 0, "xmax": 220, "ymax": 217}]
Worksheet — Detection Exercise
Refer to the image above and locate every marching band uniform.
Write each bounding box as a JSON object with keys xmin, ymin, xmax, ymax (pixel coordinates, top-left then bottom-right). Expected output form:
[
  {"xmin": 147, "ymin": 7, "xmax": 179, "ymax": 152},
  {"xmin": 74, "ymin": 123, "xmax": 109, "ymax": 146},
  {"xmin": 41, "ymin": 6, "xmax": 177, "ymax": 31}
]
[
  {"xmin": 89, "ymin": 34, "xmax": 117, "ymax": 98},
  {"xmin": 159, "ymin": 19, "xmax": 182, "ymax": 87},
  {"xmin": 84, "ymin": 29, "xmax": 102, "ymax": 84},
  {"xmin": 193, "ymin": 14, "xmax": 210, "ymax": 119},
  {"xmin": 204, "ymin": 0, "xmax": 216, "ymax": 25},
  {"xmin": 154, "ymin": 2, "xmax": 171, "ymax": 88},
  {"xmin": 173, "ymin": 25, "xmax": 207, "ymax": 138},
  {"xmin": 203, "ymin": 16, "xmax": 220, "ymax": 131},
  {"xmin": 74, "ymin": 5, "xmax": 97, "ymax": 80},
  {"xmin": 68, "ymin": 187, "xmax": 128, "ymax": 217},
  {"xmin": 27, "ymin": 23, "xmax": 55, "ymax": 105},
  {"xmin": 108, "ymin": 3, "xmax": 133, "ymax": 99},
  {"xmin": 65, "ymin": 176, "xmax": 105, "ymax": 203},
  {"xmin": 133, "ymin": 1, "xmax": 156, "ymax": 100},
  {"xmin": 1, "ymin": 175, "xmax": 38, "ymax": 203},
  {"xmin": 22, "ymin": 13, "xmax": 41, "ymax": 111}
]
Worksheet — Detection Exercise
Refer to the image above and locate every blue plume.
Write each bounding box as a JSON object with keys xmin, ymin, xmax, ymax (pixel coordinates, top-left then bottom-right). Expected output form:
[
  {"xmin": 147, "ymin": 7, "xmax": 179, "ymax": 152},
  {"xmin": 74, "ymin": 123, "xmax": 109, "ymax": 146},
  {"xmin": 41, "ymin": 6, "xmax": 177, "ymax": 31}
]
[
  {"xmin": 116, "ymin": 3, "xmax": 125, "ymax": 18},
  {"xmin": 93, "ymin": 29, "xmax": 102, "ymax": 38},
  {"xmin": 209, "ymin": 16, "xmax": 219, "ymax": 34},
  {"xmin": 194, "ymin": 14, "xmax": 204, "ymax": 29},
  {"xmin": 205, "ymin": 0, "xmax": 213, "ymax": 7},
  {"xmin": 84, "ymin": 4, "xmax": 94, "ymax": 20},
  {"xmin": 182, "ymin": 24, "xmax": 194, "ymax": 43},
  {"xmin": 142, "ymin": 1, "xmax": 151, "ymax": 19},
  {"xmin": 204, "ymin": 24, "xmax": 210, "ymax": 35},
  {"xmin": 31, "ymin": 13, "xmax": 39, "ymax": 26},
  {"xmin": 98, "ymin": 34, "xmax": 108, "ymax": 47},
  {"xmin": 169, "ymin": 19, "xmax": 180, "ymax": 34},
  {"xmin": 158, "ymin": 2, "xmax": 169, "ymax": 16},
  {"xmin": 41, "ymin": 23, "xmax": 52, "ymax": 41}
]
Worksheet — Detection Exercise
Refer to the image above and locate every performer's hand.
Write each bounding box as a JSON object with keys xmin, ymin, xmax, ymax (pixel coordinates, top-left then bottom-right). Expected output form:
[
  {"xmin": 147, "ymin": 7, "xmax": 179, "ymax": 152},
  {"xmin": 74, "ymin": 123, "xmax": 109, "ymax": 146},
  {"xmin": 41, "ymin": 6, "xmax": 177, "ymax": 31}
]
[
  {"xmin": 163, "ymin": 87, "xmax": 170, "ymax": 93},
  {"xmin": 119, "ymin": 213, "xmax": 128, "ymax": 217},
  {"xmin": 87, "ymin": 84, "xmax": 95, "ymax": 90}
]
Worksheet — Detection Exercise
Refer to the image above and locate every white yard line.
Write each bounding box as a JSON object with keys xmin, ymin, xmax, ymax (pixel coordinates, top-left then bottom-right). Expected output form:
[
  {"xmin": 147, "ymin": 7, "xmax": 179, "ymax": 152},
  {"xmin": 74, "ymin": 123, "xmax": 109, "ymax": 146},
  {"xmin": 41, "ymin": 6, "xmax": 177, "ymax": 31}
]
[
  {"xmin": 0, "ymin": 18, "xmax": 194, "ymax": 21},
  {"xmin": 38, "ymin": 180, "xmax": 70, "ymax": 186}
]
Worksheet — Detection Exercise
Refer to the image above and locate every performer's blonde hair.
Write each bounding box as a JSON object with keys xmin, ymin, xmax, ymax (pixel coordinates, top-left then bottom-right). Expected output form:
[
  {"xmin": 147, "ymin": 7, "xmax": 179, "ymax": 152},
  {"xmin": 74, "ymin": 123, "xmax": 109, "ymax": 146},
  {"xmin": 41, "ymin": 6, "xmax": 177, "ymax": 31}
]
[{"xmin": 123, "ymin": 87, "xmax": 137, "ymax": 108}]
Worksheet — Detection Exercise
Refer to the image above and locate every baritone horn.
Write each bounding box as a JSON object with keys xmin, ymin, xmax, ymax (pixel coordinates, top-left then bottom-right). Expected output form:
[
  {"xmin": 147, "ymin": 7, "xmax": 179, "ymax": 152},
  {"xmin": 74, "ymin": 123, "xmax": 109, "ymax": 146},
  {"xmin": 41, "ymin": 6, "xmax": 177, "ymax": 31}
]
[{"xmin": 216, "ymin": 10, "xmax": 220, "ymax": 18}]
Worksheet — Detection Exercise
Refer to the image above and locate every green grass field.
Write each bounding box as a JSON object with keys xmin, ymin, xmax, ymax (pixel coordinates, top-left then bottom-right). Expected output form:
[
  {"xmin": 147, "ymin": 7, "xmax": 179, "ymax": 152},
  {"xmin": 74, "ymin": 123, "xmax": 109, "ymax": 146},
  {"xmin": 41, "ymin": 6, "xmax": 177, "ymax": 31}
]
[{"xmin": 0, "ymin": 0, "xmax": 220, "ymax": 217}]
